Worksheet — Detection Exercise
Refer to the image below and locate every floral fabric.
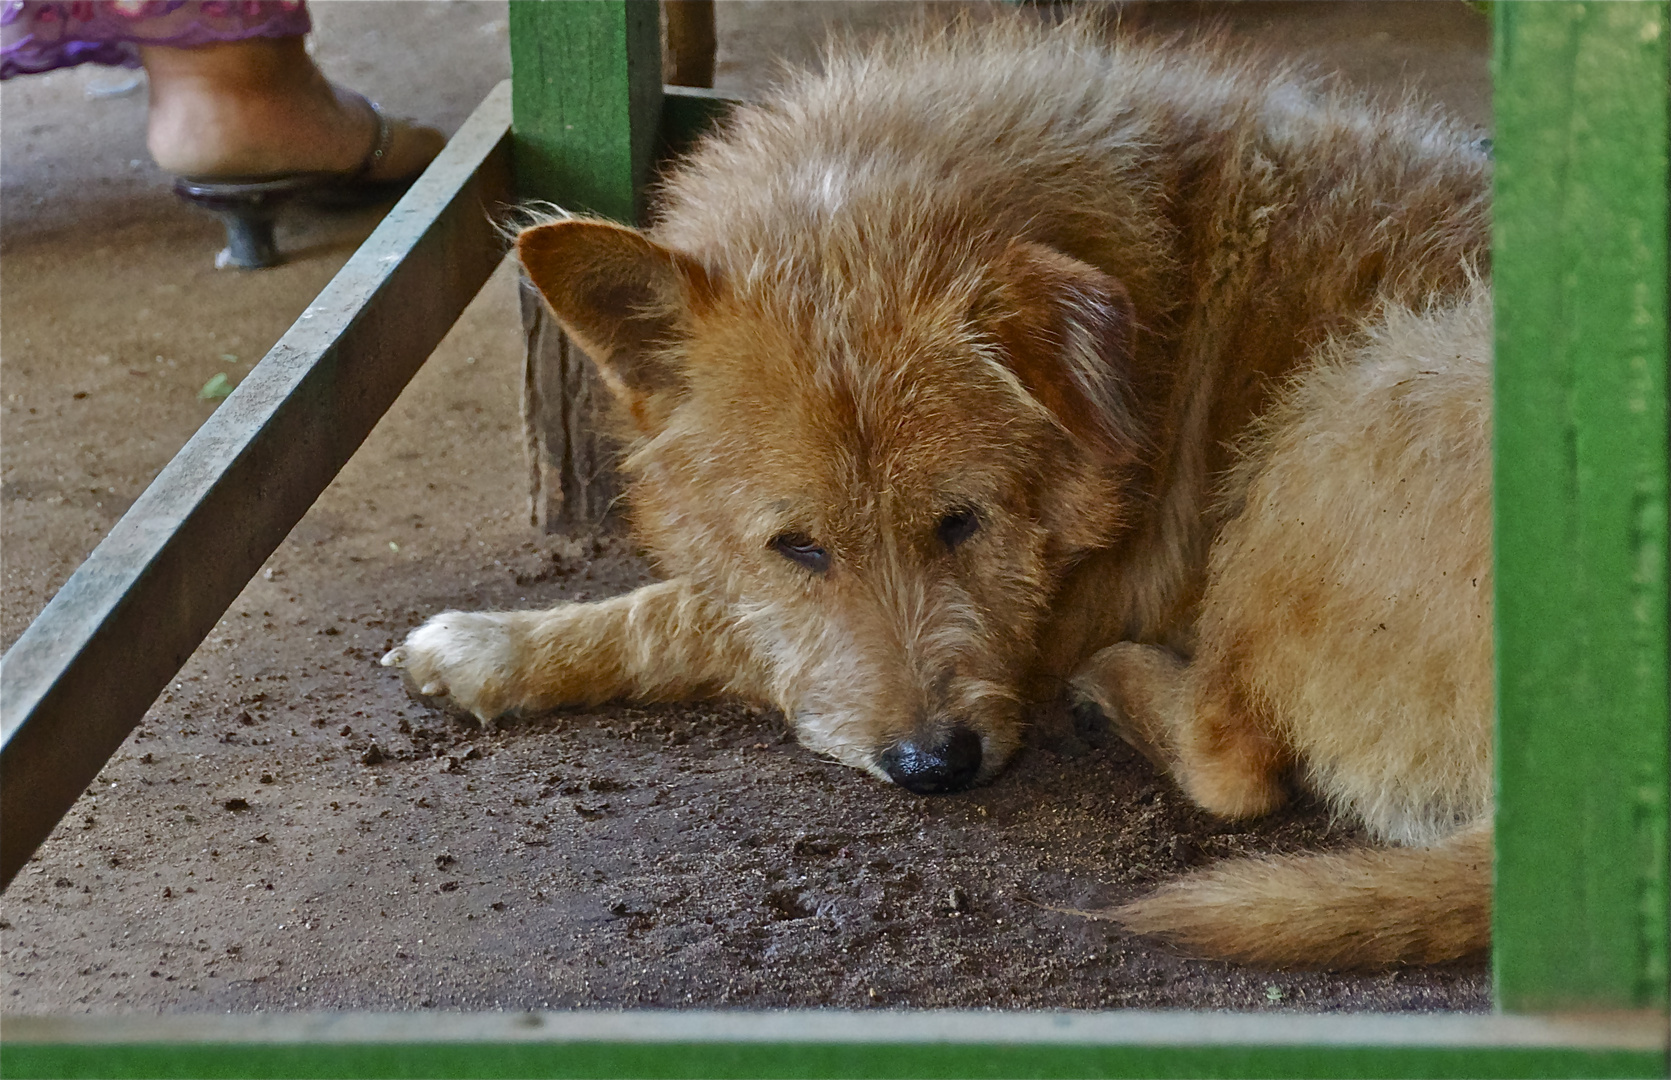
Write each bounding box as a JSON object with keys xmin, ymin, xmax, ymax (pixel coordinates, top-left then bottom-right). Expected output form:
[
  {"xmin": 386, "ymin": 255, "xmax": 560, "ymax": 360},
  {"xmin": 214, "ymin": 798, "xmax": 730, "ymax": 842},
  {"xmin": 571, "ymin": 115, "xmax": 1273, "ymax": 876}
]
[{"xmin": 1, "ymin": 1, "xmax": 310, "ymax": 78}]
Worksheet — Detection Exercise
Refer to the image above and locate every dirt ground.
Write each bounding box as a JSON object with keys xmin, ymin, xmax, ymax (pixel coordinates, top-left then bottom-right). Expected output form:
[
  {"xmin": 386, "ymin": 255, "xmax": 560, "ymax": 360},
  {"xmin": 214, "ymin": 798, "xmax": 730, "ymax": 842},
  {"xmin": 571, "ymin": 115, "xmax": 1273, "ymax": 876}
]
[{"xmin": 2, "ymin": 2, "xmax": 1492, "ymax": 1014}]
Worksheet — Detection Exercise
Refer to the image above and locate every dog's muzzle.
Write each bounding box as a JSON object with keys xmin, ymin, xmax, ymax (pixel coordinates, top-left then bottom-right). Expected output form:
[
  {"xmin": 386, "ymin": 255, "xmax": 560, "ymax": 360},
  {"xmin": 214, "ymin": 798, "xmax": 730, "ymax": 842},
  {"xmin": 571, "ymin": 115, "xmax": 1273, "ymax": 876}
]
[{"xmin": 878, "ymin": 726, "xmax": 982, "ymax": 794}]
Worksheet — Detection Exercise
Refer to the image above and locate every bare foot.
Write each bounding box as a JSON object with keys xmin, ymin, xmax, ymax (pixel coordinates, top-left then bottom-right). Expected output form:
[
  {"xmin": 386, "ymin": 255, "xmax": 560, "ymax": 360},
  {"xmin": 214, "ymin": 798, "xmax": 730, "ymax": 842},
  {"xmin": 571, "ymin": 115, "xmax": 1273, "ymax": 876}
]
[{"xmin": 139, "ymin": 37, "xmax": 444, "ymax": 181}]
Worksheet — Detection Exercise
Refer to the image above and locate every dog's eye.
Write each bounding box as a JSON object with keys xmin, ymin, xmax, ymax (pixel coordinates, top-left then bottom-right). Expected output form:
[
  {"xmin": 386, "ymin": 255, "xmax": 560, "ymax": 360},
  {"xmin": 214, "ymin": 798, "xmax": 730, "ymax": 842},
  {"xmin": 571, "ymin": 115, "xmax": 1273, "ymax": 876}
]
[
  {"xmin": 937, "ymin": 507, "xmax": 980, "ymax": 550},
  {"xmin": 770, "ymin": 533, "xmax": 830, "ymax": 574}
]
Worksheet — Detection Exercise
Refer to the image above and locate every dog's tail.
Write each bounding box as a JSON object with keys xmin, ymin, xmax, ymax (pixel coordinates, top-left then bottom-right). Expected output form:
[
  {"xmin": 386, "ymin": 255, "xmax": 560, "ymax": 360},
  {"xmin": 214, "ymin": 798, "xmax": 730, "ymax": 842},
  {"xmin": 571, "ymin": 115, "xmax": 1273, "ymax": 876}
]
[{"xmin": 1114, "ymin": 822, "xmax": 1491, "ymax": 969}]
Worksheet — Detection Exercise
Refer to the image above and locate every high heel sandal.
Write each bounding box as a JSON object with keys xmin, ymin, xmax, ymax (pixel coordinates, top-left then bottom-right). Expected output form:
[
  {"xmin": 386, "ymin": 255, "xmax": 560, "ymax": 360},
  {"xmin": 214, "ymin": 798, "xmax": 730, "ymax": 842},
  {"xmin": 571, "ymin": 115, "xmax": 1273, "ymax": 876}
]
[{"xmin": 172, "ymin": 95, "xmax": 420, "ymax": 270}]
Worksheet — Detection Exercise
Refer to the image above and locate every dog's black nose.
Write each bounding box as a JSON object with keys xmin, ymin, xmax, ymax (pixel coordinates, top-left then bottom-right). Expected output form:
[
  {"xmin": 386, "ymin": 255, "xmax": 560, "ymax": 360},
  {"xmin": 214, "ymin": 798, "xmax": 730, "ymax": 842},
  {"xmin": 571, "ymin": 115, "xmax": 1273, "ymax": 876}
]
[{"xmin": 879, "ymin": 726, "xmax": 982, "ymax": 794}]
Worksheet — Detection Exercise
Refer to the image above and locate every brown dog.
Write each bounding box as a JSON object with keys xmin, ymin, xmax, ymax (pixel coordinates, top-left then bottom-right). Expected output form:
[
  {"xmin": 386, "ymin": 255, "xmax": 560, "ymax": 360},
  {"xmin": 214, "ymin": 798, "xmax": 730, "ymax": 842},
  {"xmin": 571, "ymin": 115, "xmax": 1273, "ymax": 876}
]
[{"xmin": 384, "ymin": 17, "xmax": 1493, "ymax": 969}]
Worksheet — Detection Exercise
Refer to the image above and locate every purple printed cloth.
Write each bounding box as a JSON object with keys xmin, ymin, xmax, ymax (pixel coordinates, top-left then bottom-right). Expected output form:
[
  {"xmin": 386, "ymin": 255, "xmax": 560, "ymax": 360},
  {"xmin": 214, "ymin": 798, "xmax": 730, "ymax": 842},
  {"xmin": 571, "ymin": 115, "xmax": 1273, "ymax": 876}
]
[{"xmin": 1, "ymin": 1, "xmax": 310, "ymax": 79}]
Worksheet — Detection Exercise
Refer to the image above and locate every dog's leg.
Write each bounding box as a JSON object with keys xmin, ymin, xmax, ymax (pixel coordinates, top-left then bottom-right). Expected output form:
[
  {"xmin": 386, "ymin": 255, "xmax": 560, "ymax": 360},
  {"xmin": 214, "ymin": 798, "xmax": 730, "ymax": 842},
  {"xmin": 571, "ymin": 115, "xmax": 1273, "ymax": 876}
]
[
  {"xmin": 382, "ymin": 579, "xmax": 766, "ymax": 725},
  {"xmin": 1072, "ymin": 643, "xmax": 1288, "ymax": 819},
  {"xmin": 1069, "ymin": 642, "xmax": 1185, "ymax": 772}
]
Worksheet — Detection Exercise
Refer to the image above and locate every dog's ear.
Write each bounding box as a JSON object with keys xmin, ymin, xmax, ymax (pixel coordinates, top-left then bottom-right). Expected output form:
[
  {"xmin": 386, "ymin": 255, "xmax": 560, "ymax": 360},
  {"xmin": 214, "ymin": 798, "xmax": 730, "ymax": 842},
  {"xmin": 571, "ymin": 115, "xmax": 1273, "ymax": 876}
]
[
  {"xmin": 518, "ymin": 218, "xmax": 711, "ymax": 431},
  {"xmin": 981, "ymin": 241, "xmax": 1142, "ymax": 465}
]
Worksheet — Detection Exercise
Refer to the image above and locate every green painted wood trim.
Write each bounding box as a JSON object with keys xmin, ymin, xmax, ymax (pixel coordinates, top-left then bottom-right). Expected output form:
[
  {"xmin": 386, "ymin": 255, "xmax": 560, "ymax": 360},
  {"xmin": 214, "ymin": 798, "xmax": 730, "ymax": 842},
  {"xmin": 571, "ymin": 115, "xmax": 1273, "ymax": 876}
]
[
  {"xmin": 1, "ymin": 1040, "xmax": 1663, "ymax": 1080},
  {"xmin": 4, "ymin": 1011, "xmax": 1664, "ymax": 1079},
  {"xmin": 1493, "ymin": 1, "xmax": 1671, "ymax": 1011},
  {"xmin": 508, "ymin": 0, "xmax": 663, "ymax": 224}
]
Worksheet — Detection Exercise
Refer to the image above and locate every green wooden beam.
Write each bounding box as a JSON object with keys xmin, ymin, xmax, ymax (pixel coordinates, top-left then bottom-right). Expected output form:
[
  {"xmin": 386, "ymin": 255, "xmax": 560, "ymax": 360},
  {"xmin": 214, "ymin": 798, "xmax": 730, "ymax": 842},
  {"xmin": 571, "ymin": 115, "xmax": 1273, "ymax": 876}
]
[
  {"xmin": 0, "ymin": 83, "xmax": 515, "ymax": 890},
  {"xmin": 509, "ymin": 0, "xmax": 664, "ymax": 224},
  {"xmin": 1493, "ymin": 1, "xmax": 1671, "ymax": 1011},
  {"xmin": 2, "ymin": 1010, "xmax": 1665, "ymax": 1079},
  {"xmin": 5, "ymin": 1040, "xmax": 1662, "ymax": 1080}
]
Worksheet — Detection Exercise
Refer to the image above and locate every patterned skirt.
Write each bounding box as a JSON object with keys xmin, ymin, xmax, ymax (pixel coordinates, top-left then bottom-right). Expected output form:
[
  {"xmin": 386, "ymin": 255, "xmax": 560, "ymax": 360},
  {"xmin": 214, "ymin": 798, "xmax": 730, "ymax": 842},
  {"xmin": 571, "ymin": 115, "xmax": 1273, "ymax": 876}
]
[{"xmin": 2, "ymin": 0, "xmax": 311, "ymax": 79}]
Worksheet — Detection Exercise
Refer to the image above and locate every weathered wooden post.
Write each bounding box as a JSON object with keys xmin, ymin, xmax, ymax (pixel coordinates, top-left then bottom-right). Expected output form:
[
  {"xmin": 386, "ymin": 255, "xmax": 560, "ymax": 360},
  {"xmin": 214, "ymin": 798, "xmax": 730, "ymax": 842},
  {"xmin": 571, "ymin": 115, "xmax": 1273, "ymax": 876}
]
[
  {"xmin": 663, "ymin": 0, "xmax": 717, "ymax": 89},
  {"xmin": 512, "ymin": 0, "xmax": 719, "ymax": 533},
  {"xmin": 510, "ymin": 1, "xmax": 663, "ymax": 532}
]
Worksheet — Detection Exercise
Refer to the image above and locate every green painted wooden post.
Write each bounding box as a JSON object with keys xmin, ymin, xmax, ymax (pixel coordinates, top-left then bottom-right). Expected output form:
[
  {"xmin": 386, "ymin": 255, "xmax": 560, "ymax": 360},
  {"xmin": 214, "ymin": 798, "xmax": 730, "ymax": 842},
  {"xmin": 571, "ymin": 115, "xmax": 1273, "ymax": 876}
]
[
  {"xmin": 508, "ymin": 0, "xmax": 663, "ymax": 223},
  {"xmin": 509, "ymin": 0, "xmax": 665, "ymax": 530},
  {"xmin": 1494, "ymin": 0, "xmax": 1671, "ymax": 1012}
]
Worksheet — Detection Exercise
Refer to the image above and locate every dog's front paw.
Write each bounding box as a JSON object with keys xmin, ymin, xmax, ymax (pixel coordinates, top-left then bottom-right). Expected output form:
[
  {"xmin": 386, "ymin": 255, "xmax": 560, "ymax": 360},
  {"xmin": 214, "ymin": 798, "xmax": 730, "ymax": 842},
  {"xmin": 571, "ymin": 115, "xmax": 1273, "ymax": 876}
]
[{"xmin": 381, "ymin": 611, "xmax": 530, "ymax": 725}]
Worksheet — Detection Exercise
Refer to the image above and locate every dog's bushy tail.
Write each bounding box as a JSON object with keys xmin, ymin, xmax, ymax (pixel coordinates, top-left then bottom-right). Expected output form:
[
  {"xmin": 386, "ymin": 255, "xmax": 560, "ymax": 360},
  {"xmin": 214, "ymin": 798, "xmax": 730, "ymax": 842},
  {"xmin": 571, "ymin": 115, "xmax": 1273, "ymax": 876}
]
[{"xmin": 1115, "ymin": 822, "xmax": 1491, "ymax": 969}]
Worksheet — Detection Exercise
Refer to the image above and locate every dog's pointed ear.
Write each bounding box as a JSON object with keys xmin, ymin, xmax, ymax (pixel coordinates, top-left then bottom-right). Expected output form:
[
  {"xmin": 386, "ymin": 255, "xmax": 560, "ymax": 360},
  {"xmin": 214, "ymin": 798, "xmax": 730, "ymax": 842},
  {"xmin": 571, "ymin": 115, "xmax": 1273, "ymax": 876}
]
[
  {"xmin": 981, "ymin": 241, "xmax": 1142, "ymax": 466},
  {"xmin": 518, "ymin": 218, "xmax": 711, "ymax": 431}
]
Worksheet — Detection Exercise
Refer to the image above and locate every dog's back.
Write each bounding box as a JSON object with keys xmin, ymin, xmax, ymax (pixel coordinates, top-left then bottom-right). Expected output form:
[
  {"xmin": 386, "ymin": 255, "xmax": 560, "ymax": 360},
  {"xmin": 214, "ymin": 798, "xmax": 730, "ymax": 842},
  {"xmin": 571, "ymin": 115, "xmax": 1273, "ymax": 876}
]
[{"xmin": 1110, "ymin": 286, "xmax": 1495, "ymax": 968}]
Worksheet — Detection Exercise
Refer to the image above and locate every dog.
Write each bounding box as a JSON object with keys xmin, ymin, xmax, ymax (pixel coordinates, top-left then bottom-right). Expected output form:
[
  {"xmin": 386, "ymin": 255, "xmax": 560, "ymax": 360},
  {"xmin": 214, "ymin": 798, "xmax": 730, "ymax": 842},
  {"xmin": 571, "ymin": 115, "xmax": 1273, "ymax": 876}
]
[{"xmin": 383, "ymin": 17, "xmax": 1493, "ymax": 969}]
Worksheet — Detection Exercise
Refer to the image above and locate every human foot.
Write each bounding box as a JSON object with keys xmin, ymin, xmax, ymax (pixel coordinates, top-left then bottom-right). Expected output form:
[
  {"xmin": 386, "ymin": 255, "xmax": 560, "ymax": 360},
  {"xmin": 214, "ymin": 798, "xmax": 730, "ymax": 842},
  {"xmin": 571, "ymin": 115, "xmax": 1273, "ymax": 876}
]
[{"xmin": 140, "ymin": 37, "xmax": 443, "ymax": 182}]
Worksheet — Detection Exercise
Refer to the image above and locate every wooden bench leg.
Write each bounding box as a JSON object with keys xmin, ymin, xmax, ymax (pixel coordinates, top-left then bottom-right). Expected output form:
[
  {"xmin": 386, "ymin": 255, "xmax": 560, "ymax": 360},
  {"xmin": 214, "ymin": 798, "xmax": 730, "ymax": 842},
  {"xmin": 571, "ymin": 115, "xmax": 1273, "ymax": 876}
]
[
  {"xmin": 522, "ymin": 289, "xmax": 625, "ymax": 532},
  {"xmin": 663, "ymin": 0, "xmax": 716, "ymax": 88}
]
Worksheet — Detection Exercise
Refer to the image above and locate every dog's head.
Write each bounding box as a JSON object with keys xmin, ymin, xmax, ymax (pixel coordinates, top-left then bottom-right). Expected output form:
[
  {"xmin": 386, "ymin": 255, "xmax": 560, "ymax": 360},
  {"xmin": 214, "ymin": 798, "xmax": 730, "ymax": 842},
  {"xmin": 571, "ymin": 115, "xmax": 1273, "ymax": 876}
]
[{"xmin": 520, "ymin": 218, "xmax": 1143, "ymax": 792}]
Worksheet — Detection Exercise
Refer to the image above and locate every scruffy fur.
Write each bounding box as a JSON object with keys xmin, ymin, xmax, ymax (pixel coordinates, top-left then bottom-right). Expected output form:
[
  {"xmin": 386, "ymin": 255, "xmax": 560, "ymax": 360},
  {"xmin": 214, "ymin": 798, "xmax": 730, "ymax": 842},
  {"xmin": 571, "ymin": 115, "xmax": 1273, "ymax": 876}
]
[{"xmin": 384, "ymin": 18, "xmax": 1494, "ymax": 969}]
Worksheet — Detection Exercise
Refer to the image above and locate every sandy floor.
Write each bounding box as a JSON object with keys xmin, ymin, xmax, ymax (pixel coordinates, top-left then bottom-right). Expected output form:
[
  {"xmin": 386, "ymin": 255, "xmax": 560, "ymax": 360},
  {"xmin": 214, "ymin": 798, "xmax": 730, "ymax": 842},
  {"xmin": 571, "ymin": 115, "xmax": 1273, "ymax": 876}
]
[{"xmin": 2, "ymin": 1, "xmax": 1492, "ymax": 1013}]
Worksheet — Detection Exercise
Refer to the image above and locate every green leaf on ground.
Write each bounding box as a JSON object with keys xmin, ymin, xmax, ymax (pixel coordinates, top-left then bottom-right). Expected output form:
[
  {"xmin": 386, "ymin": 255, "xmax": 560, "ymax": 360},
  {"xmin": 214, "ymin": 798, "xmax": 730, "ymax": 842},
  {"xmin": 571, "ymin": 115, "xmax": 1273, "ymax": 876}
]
[{"xmin": 197, "ymin": 373, "xmax": 233, "ymax": 401}]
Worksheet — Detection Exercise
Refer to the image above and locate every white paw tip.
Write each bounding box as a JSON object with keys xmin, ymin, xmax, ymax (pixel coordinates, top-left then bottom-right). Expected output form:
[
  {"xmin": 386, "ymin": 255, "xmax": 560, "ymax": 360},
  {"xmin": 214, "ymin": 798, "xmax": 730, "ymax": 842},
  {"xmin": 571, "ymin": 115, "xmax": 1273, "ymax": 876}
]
[
  {"xmin": 380, "ymin": 648, "xmax": 406, "ymax": 668},
  {"xmin": 420, "ymin": 682, "xmax": 445, "ymax": 696}
]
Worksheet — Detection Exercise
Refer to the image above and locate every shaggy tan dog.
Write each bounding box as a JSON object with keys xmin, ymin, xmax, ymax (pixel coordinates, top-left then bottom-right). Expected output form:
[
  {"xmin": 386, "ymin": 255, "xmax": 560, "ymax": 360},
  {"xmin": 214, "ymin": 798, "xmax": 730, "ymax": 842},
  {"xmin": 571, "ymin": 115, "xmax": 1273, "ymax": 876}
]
[{"xmin": 384, "ymin": 18, "xmax": 1493, "ymax": 969}]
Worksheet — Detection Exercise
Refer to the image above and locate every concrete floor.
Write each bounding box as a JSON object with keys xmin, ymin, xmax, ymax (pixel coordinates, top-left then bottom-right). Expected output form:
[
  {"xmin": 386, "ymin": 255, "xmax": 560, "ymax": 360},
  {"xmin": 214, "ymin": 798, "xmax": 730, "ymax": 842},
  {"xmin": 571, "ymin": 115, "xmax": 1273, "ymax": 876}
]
[{"xmin": 2, "ymin": 2, "xmax": 1491, "ymax": 1014}]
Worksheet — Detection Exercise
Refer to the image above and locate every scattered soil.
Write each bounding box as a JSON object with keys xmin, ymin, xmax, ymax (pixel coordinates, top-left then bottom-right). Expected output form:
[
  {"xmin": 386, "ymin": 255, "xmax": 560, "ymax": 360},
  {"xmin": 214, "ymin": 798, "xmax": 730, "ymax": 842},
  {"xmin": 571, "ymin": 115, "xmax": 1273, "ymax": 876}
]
[{"xmin": 1, "ymin": 2, "xmax": 1492, "ymax": 1014}]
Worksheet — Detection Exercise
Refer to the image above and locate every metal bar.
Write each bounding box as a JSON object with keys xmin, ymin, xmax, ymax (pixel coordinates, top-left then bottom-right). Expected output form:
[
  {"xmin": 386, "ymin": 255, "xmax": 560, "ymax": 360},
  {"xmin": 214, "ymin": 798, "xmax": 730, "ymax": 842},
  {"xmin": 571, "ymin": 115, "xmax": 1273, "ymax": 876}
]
[
  {"xmin": 0, "ymin": 81, "xmax": 515, "ymax": 890},
  {"xmin": 1492, "ymin": 2, "xmax": 1671, "ymax": 1010}
]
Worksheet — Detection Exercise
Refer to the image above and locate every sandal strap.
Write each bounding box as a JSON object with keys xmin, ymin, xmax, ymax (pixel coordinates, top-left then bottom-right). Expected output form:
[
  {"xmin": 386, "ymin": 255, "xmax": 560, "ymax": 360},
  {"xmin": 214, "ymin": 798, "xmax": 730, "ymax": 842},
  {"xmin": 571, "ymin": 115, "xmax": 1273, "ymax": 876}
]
[{"xmin": 350, "ymin": 94, "xmax": 395, "ymax": 182}]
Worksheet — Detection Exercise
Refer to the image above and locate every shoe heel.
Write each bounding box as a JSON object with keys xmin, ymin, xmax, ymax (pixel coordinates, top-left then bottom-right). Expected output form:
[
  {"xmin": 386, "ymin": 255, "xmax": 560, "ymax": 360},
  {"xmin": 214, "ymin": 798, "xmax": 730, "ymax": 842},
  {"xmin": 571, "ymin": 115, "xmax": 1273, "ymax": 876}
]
[
  {"xmin": 212, "ymin": 209, "xmax": 280, "ymax": 270},
  {"xmin": 173, "ymin": 176, "xmax": 305, "ymax": 270}
]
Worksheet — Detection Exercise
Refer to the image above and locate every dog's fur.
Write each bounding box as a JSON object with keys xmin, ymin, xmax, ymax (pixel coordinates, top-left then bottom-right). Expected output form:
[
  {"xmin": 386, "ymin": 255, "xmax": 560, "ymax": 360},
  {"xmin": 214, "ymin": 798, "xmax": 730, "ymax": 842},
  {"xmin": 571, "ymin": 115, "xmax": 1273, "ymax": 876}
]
[{"xmin": 384, "ymin": 18, "xmax": 1494, "ymax": 969}]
